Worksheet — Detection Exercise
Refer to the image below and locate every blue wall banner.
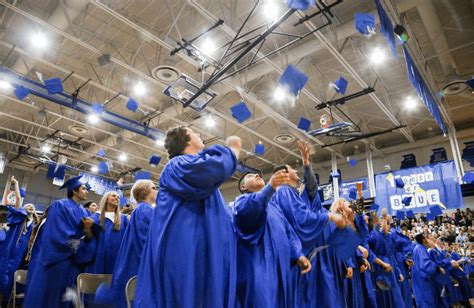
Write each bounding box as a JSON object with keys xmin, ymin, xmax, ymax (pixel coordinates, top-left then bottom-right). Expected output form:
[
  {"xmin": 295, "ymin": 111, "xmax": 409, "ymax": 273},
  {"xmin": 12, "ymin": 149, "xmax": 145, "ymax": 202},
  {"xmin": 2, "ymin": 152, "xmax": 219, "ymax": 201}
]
[
  {"xmin": 374, "ymin": 161, "xmax": 463, "ymax": 215},
  {"xmin": 80, "ymin": 172, "xmax": 117, "ymax": 196}
]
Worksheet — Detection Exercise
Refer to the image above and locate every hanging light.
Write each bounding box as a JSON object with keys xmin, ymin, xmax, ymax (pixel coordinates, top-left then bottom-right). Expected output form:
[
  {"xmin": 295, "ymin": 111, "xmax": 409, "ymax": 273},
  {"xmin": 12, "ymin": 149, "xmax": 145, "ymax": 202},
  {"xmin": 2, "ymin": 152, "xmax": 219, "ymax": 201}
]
[
  {"xmin": 87, "ymin": 114, "xmax": 100, "ymax": 124},
  {"xmin": 405, "ymin": 96, "xmax": 417, "ymax": 110},
  {"xmin": 133, "ymin": 81, "xmax": 147, "ymax": 97},
  {"xmin": 369, "ymin": 47, "xmax": 386, "ymax": 65},
  {"xmin": 41, "ymin": 144, "xmax": 51, "ymax": 154},
  {"xmin": 90, "ymin": 165, "xmax": 99, "ymax": 173},
  {"xmin": 30, "ymin": 31, "xmax": 48, "ymax": 50},
  {"xmin": 118, "ymin": 153, "xmax": 128, "ymax": 162}
]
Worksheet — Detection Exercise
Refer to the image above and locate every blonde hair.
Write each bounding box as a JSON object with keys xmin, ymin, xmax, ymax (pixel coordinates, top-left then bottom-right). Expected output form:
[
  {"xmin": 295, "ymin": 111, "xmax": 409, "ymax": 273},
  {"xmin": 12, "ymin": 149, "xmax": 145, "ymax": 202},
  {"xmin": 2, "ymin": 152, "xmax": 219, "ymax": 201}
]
[
  {"xmin": 330, "ymin": 198, "xmax": 356, "ymax": 229},
  {"xmin": 131, "ymin": 180, "xmax": 154, "ymax": 203},
  {"xmin": 23, "ymin": 203, "xmax": 39, "ymax": 224},
  {"xmin": 98, "ymin": 191, "xmax": 121, "ymax": 231}
]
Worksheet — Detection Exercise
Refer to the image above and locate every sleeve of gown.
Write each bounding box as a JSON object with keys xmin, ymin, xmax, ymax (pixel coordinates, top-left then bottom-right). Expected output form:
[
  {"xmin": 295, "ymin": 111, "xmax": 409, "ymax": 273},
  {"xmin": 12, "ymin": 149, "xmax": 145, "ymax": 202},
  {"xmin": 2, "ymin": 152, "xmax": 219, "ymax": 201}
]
[
  {"xmin": 283, "ymin": 214, "xmax": 304, "ymax": 263},
  {"xmin": 160, "ymin": 145, "xmax": 237, "ymax": 200},
  {"xmin": 303, "ymin": 165, "xmax": 318, "ymax": 200},
  {"xmin": 41, "ymin": 201, "xmax": 89, "ymax": 266},
  {"xmin": 233, "ymin": 185, "xmax": 274, "ymax": 245},
  {"xmin": 346, "ymin": 257, "xmax": 356, "ymax": 268},
  {"xmin": 415, "ymin": 246, "xmax": 439, "ymax": 279},
  {"xmin": 7, "ymin": 205, "xmax": 27, "ymax": 225},
  {"xmin": 275, "ymin": 186, "xmax": 329, "ymax": 250}
]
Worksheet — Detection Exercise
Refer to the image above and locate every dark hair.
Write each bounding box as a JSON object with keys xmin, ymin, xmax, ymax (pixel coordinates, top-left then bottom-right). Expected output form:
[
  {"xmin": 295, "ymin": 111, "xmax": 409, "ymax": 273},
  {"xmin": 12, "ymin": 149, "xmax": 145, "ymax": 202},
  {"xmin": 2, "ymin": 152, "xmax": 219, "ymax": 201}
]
[
  {"xmin": 165, "ymin": 126, "xmax": 191, "ymax": 158},
  {"xmin": 83, "ymin": 201, "xmax": 95, "ymax": 209},
  {"xmin": 67, "ymin": 186, "xmax": 82, "ymax": 198},
  {"xmin": 238, "ymin": 173, "xmax": 251, "ymax": 194},
  {"xmin": 415, "ymin": 233, "xmax": 425, "ymax": 245},
  {"xmin": 273, "ymin": 164, "xmax": 288, "ymax": 174}
]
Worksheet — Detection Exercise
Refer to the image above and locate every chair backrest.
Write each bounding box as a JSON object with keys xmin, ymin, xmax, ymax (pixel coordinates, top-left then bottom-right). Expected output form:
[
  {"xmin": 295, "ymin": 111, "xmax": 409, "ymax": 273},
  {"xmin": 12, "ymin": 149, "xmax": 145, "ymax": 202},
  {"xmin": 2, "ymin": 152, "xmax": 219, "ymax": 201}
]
[
  {"xmin": 76, "ymin": 273, "xmax": 112, "ymax": 295},
  {"xmin": 14, "ymin": 270, "xmax": 28, "ymax": 285},
  {"xmin": 125, "ymin": 276, "xmax": 137, "ymax": 308}
]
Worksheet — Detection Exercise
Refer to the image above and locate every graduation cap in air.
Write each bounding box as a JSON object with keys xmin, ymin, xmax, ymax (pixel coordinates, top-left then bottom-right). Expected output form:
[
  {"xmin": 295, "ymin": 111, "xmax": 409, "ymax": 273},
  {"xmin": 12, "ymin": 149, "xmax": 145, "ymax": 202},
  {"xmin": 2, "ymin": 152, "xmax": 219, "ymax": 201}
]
[
  {"xmin": 19, "ymin": 188, "xmax": 26, "ymax": 198},
  {"xmin": 349, "ymin": 187, "xmax": 357, "ymax": 200},
  {"xmin": 462, "ymin": 172, "xmax": 474, "ymax": 184},
  {"xmin": 92, "ymin": 103, "xmax": 104, "ymax": 115},
  {"xmin": 406, "ymin": 210, "xmax": 415, "ymax": 219},
  {"xmin": 348, "ymin": 158, "xmax": 357, "ymax": 167},
  {"xmin": 126, "ymin": 98, "xmax": 139, "ymax": 112},
  {"xmin": 230, "ymin": 101, "xmax": 252, "ymax": 123},
  {"xmin": 395, "ymin": 177, "xmax": 405, "ymax": 189},
  {"xmin": 401, "ymin": 196, "xmax": 412, "ymax": 207},
  {"xmin": 149, "ymin": 155, "xmax": 161, "ymax": 167},
  {"xmin": 429, "ymin": 205, "xmax": 443, "ymax": 217},
  {"xmin": 426, "ymin": 213, "xmax": 435, "ymax": 221},
  {"xmin": 297, "ymin": 117, "xmax": 311, "ymax": 132},
  {"xmin": 97, "ymin": 149, "xmax": 106, "ymax": 157},
  {"xmin": 369, "ymin": 203, "xmax": 380, "ymax": 212},
  {"xmin": 98, "ymin": 161, "xmax": 109, "ymax": 174},
  {"xmin": 134, "ymin": 170, "xmax": 151, "ymax": 181},
  {"xmin": 286, "ymin": 0, "xmax": 315, "ymax": 11},
  {"xmin": 255, "ymin": 143, "xmax": 265, "ymax": 156},
  {"xmin": 44, "ymin": 77, "xmax": 64, "ymax": 94},
  {"xmin": 466, "ymin": 76, "xmax": 474, "ymax": 89},
  {"xmin": 13, "ymin": 85, "xmax": 30, "ymax": 100},
  {"xmin": 59, "ymin": 175, "xmax": 89, "ymax": 193},
  {"xmin": 47, "ymin": 163, "xmax": 66, "ymax": 180},
  {"xmin": 278, "ymin": 65, "xmax": 309, "ymax": 97},
  {"xmin": 330, "ymin": 76, "xmax": 349, "ymax": 95},
  {"xmin": 396, "ymin": 211, "xmax": 405, "ymax": 220},
  {"xmin": 354, "ymin": 13, "xmax": 376, "ymax": 37}
]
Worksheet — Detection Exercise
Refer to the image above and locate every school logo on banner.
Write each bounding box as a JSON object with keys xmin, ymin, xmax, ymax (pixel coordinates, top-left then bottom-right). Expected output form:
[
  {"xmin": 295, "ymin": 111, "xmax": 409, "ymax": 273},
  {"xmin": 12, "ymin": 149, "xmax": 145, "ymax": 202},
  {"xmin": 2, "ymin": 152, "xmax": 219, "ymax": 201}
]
[{"xmin": 374, "ymin": 161, "xmax": 463, "ymax": 214}]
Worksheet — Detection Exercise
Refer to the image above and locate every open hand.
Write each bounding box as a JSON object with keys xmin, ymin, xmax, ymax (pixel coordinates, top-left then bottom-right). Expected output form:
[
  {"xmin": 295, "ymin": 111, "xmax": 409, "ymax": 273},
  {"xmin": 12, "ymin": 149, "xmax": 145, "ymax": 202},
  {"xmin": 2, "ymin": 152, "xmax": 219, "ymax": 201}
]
[
  {"xmin": 269, "ymin": 170, "xmax": 290, "ymax": 189},
  {"xmin": 297, "ymin": 141, "xmax": 311, "ymax": 166}
]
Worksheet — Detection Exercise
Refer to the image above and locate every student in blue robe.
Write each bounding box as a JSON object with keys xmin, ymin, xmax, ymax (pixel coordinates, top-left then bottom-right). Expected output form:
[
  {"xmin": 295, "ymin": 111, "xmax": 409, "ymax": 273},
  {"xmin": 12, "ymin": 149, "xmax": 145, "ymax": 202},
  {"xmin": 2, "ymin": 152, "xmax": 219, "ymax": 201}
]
[
  {"xmin": 448, "ymin": 244, "xmax": 473, "ymax": 305},
  {"xmin": 85, "ymin": 191, "xmax": 128, "ymax": 274},
  {"xmin": 232, "ymin": 169, "xmax": 311, "ymax": 307},
  {"xmin": 412, "ymin": 233, "xmax": 446, "ymax": 308},
  {"xmin": 367, "ymin": 210, "xmax": 404, "ymax": 308},
  {"xmin": 134, "ymin": 128, "xmax": 241, "ymax": 308},
  {"xmin": 95, "ymin": 179, "xmax": 157, "ymax": 308},
  {"xmin": 24, "ymin": 175, "xmax": 96, "ymax": 308},
  {"xmin": 269, "ymin": 146, "xmax": 346, "ymax": 308},
  {"xmin": 24, "ymin": 207, "xmax": 49, "ymax": 292},
  {"xmin": 0, "ymin": 176, "xmax": 38, "ymax": 302},
  {"xmin": 428, "ymin": 239, "xmax": 457, "ymax": 307},
  {"xmin": 390, "ymin": 226, "xmax": 414, "ymax": 308},
  {"xmin": 84, "ymin": 201, "xmax": 99, "ymax": 215}
]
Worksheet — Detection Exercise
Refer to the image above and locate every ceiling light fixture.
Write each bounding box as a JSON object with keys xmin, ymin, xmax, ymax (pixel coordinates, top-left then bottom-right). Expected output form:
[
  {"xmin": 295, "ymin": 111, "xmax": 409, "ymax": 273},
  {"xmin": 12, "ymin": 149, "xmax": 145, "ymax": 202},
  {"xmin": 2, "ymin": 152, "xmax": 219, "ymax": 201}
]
[
  {"xmin": 405, "ymin": 96, "xmax": 417, "ymax": 110},
  {"xmin": 369, "ymin": 47, "xmax": 386, "ymax": 65},
  {"xmin": 87, "ymin": 114, "xmax": 100, "ymax": 124},
  {"xmin": 30, "ymin": 31, "xmax": 48, "ymax": 50},
  {"xmin": 118, "ymin": 153, "xmax": 128, "ymax": 162},
  {"xmin": 133, "ymin": 81, "xmax": 147, "ymax": 97},
  {"xmin": 41, "ymin": 144, "xmax": 51, "ymax": 154}
]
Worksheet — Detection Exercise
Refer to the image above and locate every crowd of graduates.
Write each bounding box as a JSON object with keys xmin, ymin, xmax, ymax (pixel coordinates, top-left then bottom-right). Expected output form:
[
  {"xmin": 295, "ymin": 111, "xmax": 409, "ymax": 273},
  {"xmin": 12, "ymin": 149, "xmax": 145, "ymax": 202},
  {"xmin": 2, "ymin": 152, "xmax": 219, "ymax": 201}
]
[{"xmin": 0, "ymin": 126, "xmax": 473, "ymax": 307}]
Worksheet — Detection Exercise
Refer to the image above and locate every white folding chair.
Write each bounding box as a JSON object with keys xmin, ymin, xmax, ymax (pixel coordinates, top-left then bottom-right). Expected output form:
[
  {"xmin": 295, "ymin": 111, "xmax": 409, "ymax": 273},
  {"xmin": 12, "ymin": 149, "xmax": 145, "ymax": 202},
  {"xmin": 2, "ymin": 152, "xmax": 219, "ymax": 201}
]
[{"xmin": 125, "ymin": 276, "xmax": 137, "ymax": 308}]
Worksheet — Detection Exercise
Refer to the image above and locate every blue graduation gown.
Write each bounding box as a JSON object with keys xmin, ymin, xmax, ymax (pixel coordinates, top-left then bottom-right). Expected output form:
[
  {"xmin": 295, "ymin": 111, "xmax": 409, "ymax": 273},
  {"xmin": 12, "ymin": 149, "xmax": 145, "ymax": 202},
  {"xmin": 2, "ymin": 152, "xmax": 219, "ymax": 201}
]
[
  {"xmin": 23, "ymin": 198, "xmax": 95, "ymax": 308},
  {"xmin": 390, "ymin": 229, "xmax": 414, "ymax": 308},
  {"xmin": 134, "ymin": 145, "xmax": 237, "ymax": 308},
  {"xmin": 412, "ymin": 243, "xmax": 444, "ymax": 308},
  {"xmin": 232, "ymin": 185, "xmax": 303, "ymax": 307},
  {"xmin": 367, "ymin": 229, "xmax": 404, "ymax": 308},
  {"xmin": 0, "ymin": 206, "xmax": 33, "ymax": 298},
  {"xmin": 25, "ymin": 219, "xmax": 47, "ymax": 293},
  {"xmin": 85, "ymin": 213, "xmax": 129, "ymax": 274},
  {"xmin": 449, "ymin": 251, "xmax": 473, "ymax": 302},
  {"xmin": 270, "ymin": 185, "xmax": 329, "ymax": 307},
  {"xmin": 95, "ymin": 202, "xmax": 154, "ymax": 308},
  {"xmin": 428, "ymin": 247, "xmax": 456, "ymax": 307}
]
